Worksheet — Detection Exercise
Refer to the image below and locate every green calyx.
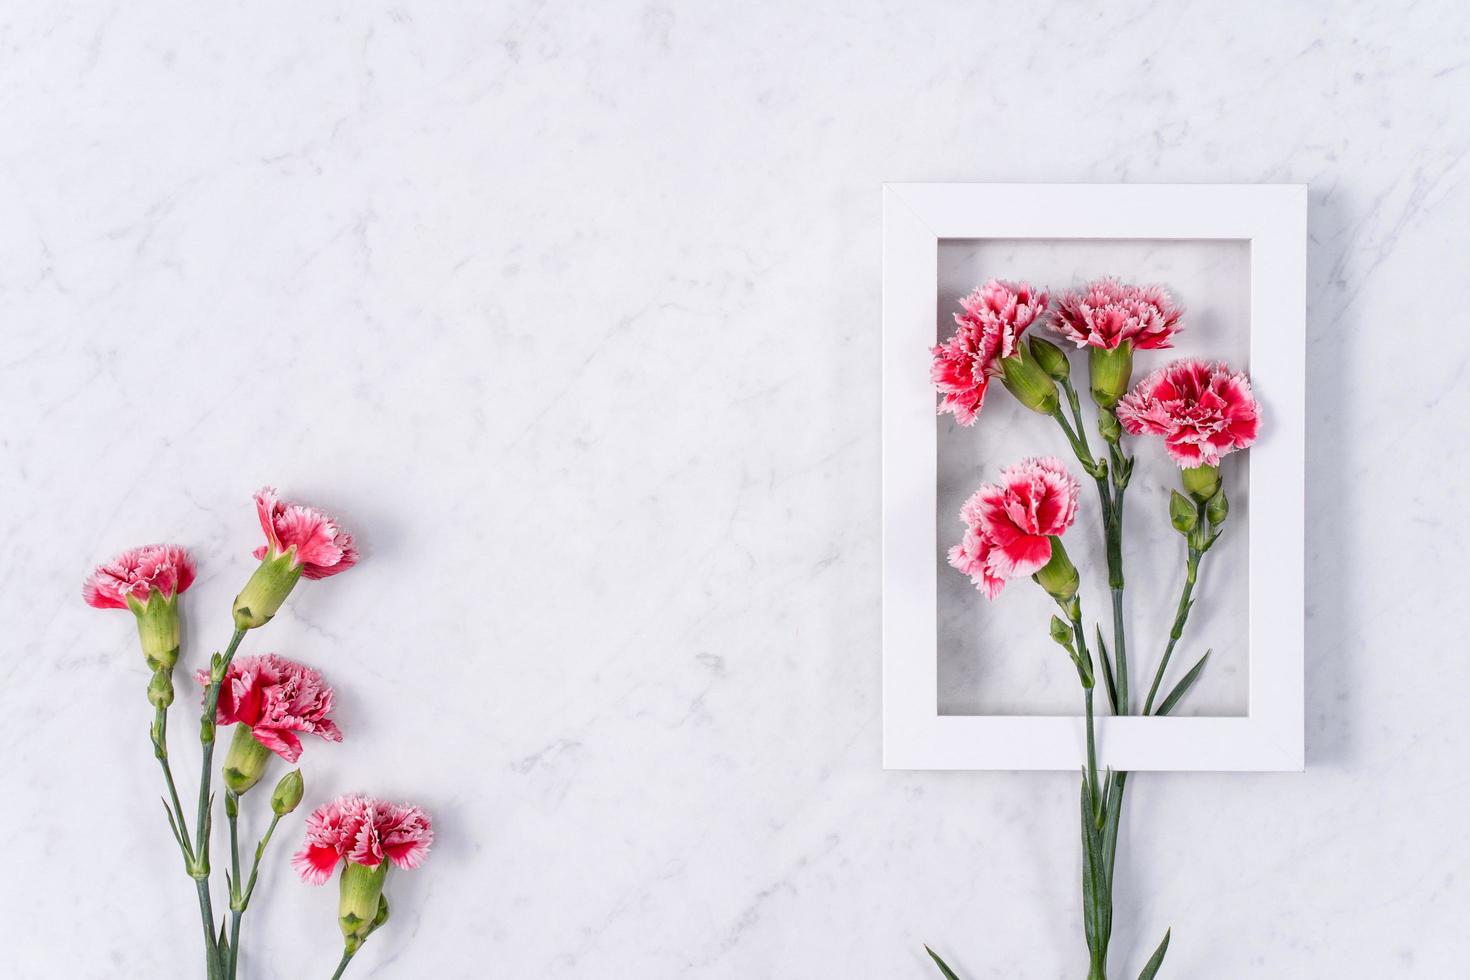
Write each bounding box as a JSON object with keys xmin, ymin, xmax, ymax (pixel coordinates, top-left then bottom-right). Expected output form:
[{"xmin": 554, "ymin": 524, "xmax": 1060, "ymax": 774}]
[
  {"xmin": 222, "ymin": 725, "xmax": 274, "ymax": 795},
  {"xmin": 232, "ymin": 550, "xmax": 303, "ymax": 630},
  {"xmin": 999, "ymin": 344, "xmax": 1061, "ymax": 415},
  {"xmin": 1033, "ymin": 537, "xmax": 1080, "ymax": 604},
  {"xmin": 1181, "ymin": 463, "xmax": 1221, "ymax": 502},
  {"xmin": 1088, "ymin": 342, "xmax": 1134, "ymax": 409},
  {"xmin": 339, "ymin": 861, "xmax": 390, "ymax": 953},
  {"xmin": 127, "ymin": 590, "xmax": 181, "ymax": 671}
]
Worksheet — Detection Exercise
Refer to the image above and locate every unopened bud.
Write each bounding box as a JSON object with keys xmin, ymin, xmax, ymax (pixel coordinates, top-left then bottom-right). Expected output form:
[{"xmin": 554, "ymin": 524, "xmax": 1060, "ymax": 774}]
[
  {"xmin": 1028, "ymin": 337, "xmax": 1071, "ymax": 380},
  {"xmin": 271, "ymin": 770, "xmax": 305, "ymax": 815},
  {"xmin": 1181, "ymin": 463, "xmax": 1221, "ymax": 502},
  {"xmin": 1088, "ymin": 343, "xmax": 1134, "ymax": 409},
  {"xmin": 999, "ymin": 347, "xmax": 1061, "ymax": 415},
  {"xmin": 1206, "ymin": 489, "xmax": 1229, "ymax": 527},
  {"xmin": 222, "ymin": 725, "xmax": 274, "ymax": 795},
  {"xmin": 1098, "ymin": 409, "xmax": 1123, "ymax": 445},
  {"xmin": 1049, "ymin": 615, "xmax": 1072, "ymax": 646},
  {"xmin": 232, "ymin": 551, "xmax": 303, "ymax": 630},
  {"xmin": 147, "ymin": 668, "xmax": 175, "ymax": 708},
  {"xmin": 1169, "ymin": 491, "xmax": 1198, "ymax": 534}
]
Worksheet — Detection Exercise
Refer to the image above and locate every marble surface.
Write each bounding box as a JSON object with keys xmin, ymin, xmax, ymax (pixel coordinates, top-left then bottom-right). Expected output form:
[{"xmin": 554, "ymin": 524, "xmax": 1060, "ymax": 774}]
[{"xmin": 2, "ymin": 2, "xmax": 1467, "ymax": 977}]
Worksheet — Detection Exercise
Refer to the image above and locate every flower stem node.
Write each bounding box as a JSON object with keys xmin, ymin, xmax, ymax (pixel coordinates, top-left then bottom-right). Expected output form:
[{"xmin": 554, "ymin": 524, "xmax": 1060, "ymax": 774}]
[
  {"xmin": 148, "ymin": 668, "xmax": 176, "ymax": 709},
  {"xmin": 1097, "ymin": 409, "xmax": 1123, "ymax": 445},
  {"xmin": 222, "ymin": 726, "xmax": 274, "ymax": 795},
  {"xmin": 1089, "ymin": 342, "xmax": 1134, "ymax": 409},
  {"xmin": 1180, "ymin": 463, "xmax": 1221, "ymax": 502},
  {"xmin": 272, "ymin": 770, "xmax": 305, "ymax": 816},
  {"xmin": 1028, "ymin": 337, "xmax": 1071, "ymax": 380},
  {"xmin": 232, "ymin": 551, "xmax": 304, "ymax": 631},
  {"xmin": 339, "ymin": 862, "xmax": 390, "ymax": 953},
  {"xmin": 1033, "ymin": 537, "xmax": 1080, "ymax": 604},
  {"xmin": 1169, "ymin": 491, "xmax": 1198, "ymax": 535},
  {"xmin": 999, "ymin": 345, "xmax": 1061, "ymax": 416}
]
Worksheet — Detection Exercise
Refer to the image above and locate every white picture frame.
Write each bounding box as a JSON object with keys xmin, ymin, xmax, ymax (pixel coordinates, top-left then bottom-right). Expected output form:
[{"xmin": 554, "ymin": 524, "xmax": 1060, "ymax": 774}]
[{"xmin": 882, "ymin": 183, "xmax": 1305, "ymax": 772}]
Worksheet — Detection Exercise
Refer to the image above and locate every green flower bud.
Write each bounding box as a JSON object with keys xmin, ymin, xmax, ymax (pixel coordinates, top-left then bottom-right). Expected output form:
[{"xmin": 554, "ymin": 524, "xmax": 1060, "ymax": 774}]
[
  {"xmin": 1032, "ymin": 537, "xmax": 1079, "ymax": 603},
  {"xmin": 1049, "ymin": 615, "xmax": 1072, "ymax": 647},
  {"xmin": 127, "ymin": 591, "xmax": 181, "ymax": 671},
  {"xmin": 999, "ymin": 346, "xmax": 1060, "ymax": 415},
  {"xmin": 1169, "ymin": 490, "xmax": 1198, "ymax": 534},
  {"xmin": 147, "ymin": 668, "xmax": 175, "ymax": 708},
  {"xmin": 1027, "ymin": 337, "xmax": 1071, "ymax": 380},
  {"xmin": 222, "ymin": 725, "xmax": 274, "ymax": 795},
  {"xmin": 339, "ymin": 861, "xmax": 389, "ymax": 953},
  {"xmin": 1088, "ymin": 342, "xmax": 1134, "ymax": 409},
  {"xmin": 1181, "ymin": 463, "xmax": 1221, "ymax": 502},
  {"xmin": 1097, "ymin": 408, "xmax": 1123, "ymax": 445},
  {"xmin": 271, "ymin": 769, "xmax": 305, "ymax": 816},
  {"xmin": 1206, "ymin": 489, "xmax": 1229, "ymax": 527},
  {"xmin": 232, "ymin": 550, "xmax": 303, "ymax": 630}
]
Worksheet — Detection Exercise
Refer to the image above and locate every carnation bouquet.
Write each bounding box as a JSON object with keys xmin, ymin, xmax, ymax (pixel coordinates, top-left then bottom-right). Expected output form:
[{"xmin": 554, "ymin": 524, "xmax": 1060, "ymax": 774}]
[
  {"xmin": 924, "ymin": 280, "xmax": 1261, "ymax": 979},
  {"xmin": 85, "ymin": 488, "xmax": 433, "ymax": 979}
]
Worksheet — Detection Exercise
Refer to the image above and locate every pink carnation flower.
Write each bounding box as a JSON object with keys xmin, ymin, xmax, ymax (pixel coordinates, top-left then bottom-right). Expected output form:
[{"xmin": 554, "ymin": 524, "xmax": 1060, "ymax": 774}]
[
  {"xmin": 1051, "ymin": 278, "xmax": 1183, "ymax": 351},
  {"xmin": 1116, "ymin": 359, "xmax": 1261, "ymax": 468},
  {"xmin": 83, "ymin": 544, "xmax": 196, "ymax": 609},
  {"xmin": 254, "ymin": 486, "xmax": 358, "ymax": 579},
  {"xmin": 293, "ymin": 794, "xmax": 434, "ymax": 885},
  {"xmin": 197, "ymin": 654, "xmax": 343, "ymax": 763},
  {"xmin": 948, "ymin": 457, "xmax": 1080, "ymax": 599},
  {"xmin": 932, "ymin": 280, "xmax": 1050, "ymax": 426}
]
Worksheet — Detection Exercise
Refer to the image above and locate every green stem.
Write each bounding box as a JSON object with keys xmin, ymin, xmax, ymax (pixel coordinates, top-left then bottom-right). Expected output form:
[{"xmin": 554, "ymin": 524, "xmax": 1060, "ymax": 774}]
[
  {"xmin": 1144, "ymin": 547, "xmax": 1203, "ymax": 715},
  {"xmin": 1109, "ymin": 586, "xmax": 1127, "ymax": 714},
  {"xmin": 227, "ymin": 810, "xmax": 284, "ymax": 978},
  {"xmin": 240, "ymin": 813, "xmax": 283, "ymax": 909},
  {"xmin": 192, "ymin": 628, "xmax": 247, "ymax": 978},
  {"xmin": 227, "ymin": 791, "xmax": 242, "ymax": 980},
  {"xmin": 330, "ymin": 950, "xmax": 356, "ymax": 980},
  {"xmin": 197, "ymin": 879, "xmax": 222, "ymax": 980},
  {"xmin": 1070, "ymin": 614, "xmax": 1101, "ymax": 806},
  {"xmin": 152, "ymin": 704, "xmax": 195, "ymax": 864}
]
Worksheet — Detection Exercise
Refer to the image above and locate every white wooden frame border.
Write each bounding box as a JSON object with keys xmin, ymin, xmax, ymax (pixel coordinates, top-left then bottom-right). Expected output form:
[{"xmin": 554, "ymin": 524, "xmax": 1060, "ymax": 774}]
[{"xmin": 882, "ymin": 183, "xmax": 1305, "ymax": 772}]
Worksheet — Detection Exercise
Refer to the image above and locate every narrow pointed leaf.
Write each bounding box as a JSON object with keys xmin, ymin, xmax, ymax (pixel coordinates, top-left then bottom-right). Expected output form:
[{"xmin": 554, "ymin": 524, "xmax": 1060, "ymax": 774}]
[
  {"xmin": 924, "ymin": 945, "xmax": 963, "ymax": 980},
  {"xmin": 1079, "ymin": 776, "xmax": 1111, "ymax": 954},
  {"xmin": 1101, "ymin": 771, "xmax": 1127, "ymax": 889},
  {"xmin": 1156, "ymin": 650, "xmax": 1211, "ymax": 717},
  {"xmin": 1137, "ymin": 928, "xmax": 1171, "ymax": 979},
  {"xmin": 1095, "ymin": 626, "xmax": 1118, "ymax": 714},
  {"xmin": 160, "ymin": 798, "xmax": 188, "ymax": 853}
]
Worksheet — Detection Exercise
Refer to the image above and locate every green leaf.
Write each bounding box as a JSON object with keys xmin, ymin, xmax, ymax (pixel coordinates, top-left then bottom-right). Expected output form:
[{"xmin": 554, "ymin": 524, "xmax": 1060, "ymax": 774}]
[
  {"xmin": 1079, "ymin": 776, "xmax": 1111, "ymax": 954},
  {"xmin": 160, "ymin": 798, "xmax": 188, "ymax": 854},
  {"xmin": 1095, "ymin": 626, "xmax": 1118, "ymax": 714},
  {"xmin": 924, "ymin": 945, "xmax": 963, "ymax": 980},
  {"xmin": 1137, "ymin": 928, "xmax": 1171, "ymax": 979},
  {"xmin": 1101, "ymin": 771, "xmax": 1127, "ymax": 889},
  {"xmin": 216, "ymin": 918, "xmax": 231, "ymax": 974},
  {"xmin": 1155, "ymin": 650, "xmax": 1211, "ymax": 717}
]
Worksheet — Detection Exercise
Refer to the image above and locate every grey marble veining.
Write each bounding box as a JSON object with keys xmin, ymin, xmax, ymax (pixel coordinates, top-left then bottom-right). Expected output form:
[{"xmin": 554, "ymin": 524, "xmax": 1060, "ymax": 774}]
[{"xmin": 1, "ymin": 2, "xmax": 1467, "ymax": 977}]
